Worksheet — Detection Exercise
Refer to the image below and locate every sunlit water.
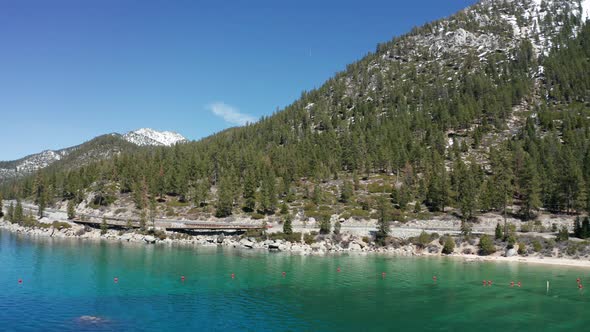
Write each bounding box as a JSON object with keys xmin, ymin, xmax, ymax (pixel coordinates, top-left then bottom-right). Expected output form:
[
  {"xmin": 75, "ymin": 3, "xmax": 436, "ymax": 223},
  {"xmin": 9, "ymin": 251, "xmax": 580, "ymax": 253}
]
[{"xmin": 1, "ymin": 230, "xmax": 589, "ymax": 331}]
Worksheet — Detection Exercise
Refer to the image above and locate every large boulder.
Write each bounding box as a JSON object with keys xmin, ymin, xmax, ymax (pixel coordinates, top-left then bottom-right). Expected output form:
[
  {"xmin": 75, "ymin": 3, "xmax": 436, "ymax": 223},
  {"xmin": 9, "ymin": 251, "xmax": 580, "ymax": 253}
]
[
  {"xmin": 239, "ymin": 238, "xmax": 254, "ymax": 249},
  {"xmin": 505, "ymin": 248, "xmax": 517, "ymax": 257},
  {"xmin": 143, "ymin": 235, "xmax": 156, "ymax": 244},
  {"xmin": 349, "ymin": 242, "xmax": 362, "ymax": 251}
]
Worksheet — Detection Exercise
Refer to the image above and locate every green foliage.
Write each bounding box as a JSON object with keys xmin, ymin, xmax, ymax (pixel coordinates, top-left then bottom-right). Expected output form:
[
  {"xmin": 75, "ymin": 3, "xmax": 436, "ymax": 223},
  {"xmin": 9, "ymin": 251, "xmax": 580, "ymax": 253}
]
[
  {"xmin": 375, "ymin": 196, "xmax": 390, "ymax": 246},
  {"xmin": 442, "ymin": 236, "xmax": 456, "ymax": 254},
  {"xmin": 333, "ymin": 220, "xmax": 341, "ymax": 235},
  {"xmin": 340, "ymin": 180, "xmax": 354, "ymax": 203},
  {"xmin": 14, "ymin": 199, "xmax": 23, "ymax": 223},
  {"xmin": 283, "ymin": 214, "xmax": 293, "ymax": 235},
  {"xmin": 460, "ymin": 220, "xmax": 472, "ymax": 237},
  {"xmin": 52, "ymin": 221, "xmax": 72, "ymax": 230},
  {"xmin": 215, "ymin": 175, "xmax": 234, "ymax": 218},
  {"xmin": 319, "ymin": 214, "xmax": 331, "ymax": 235},
  {"xmin": 7, "ymin": 203, "xmax": 14, "ymax": 223},
  {"xmin": 415, "ymin": 231, "xmax": 431, "ymax": 248},
  {"xmin": 495, "ymin": 223, "xmax": 503, "ymax": 240},
  {"xmin": 478, "ymin": 235, "xmax": 495, "ymax": 256},
  {"xmin": 532, "ymin": 239, "xmax": 542, "ymax": 252},
  {"xmin": 556, "ymin": 226, "xmax": 569, "ymax": 242},
  {"xmin": 100, "ymin": 217, "xmax": 108, "ymax": 235},
  {"xmin": 67, "ymin": 200, "xmax": 76, "ymax": 220}
]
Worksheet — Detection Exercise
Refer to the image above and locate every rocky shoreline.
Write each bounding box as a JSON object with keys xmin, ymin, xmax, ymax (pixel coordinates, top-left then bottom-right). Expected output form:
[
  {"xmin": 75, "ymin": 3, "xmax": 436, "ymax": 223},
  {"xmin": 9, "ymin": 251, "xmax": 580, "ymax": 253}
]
[
  {"xmin": 4, "ymin": 219, "xmax": 590, "ymax": 268},
  {"xmin": 0, "ymin": 219, "xmax": 419, "ymax": 256}
]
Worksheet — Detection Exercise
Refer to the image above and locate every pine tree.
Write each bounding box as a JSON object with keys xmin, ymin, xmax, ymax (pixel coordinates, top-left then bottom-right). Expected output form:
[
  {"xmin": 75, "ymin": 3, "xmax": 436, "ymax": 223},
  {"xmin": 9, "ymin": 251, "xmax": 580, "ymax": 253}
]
[
  {"xmin": 283, "ymin": 213, "xmax": 293, "ymax": 235},
  {"xmin": 139, "ymin": 209, "xmax": 147, "ymax": 232},
  {"xmin": 490, "ymin": 149, "xmax": 513, "ymax": 234},
  {"xmin": 518, "ymin": 155, "xmax": 541, "ymax": 220},
  {"xmin": 243, "ymin": 171, "xmax": 257, "ymax": 212},
  {"xmin": 279, "ymin": 202, "xmax": 289, "ymax": 215},
  {"xmin": 259, "ymin": 170, "xmax": 277, "ymax": 214},
  {"xmin": 7, "ymin": 203, "xmax": 14, "ymax": 222},
  {"xmin": 375, "ymin": 197, "xmax": 390, "ymax": 246},
  {"xmin": 442, "ymin": 236, "xmax": 455, "ymax": 254},
  {"xmin": 319, "ymin": 214, "xmax": 331, "ymax": 235},
  {"xmin": 34, "ymin": 173, "xmax": 47, "ymax": 219},
  {"xmin": 100, "ymin": 217, "xmax": 108, "ymax": 235},
  {"xmin": 574, "ymin": 217, "xmax": 582, "ymax": 238},
  {"xmin": 340, "ymin": 180, "xmax": 354, "ymax": 203},
  {"xmin": 312, "ymin": 184, "xmax": 322, "ymax": 205},
  {"xmin": 456, "ymin": 159, "xmax": 478, "ymax": 221},
  {"xmin": 495, "ymin": 222, "xmax": 504, "ymax": 240},
  {"xmin": 582, "ymin": 217, "xmax": 590, "ymax": 239},
  {"xmin": 14, "ymin": 199, "xmax": 23, "ymax": 223},
  {"xmin": 67, "ymin": 200, "xmax": 76, "ymax": 220},
  {"xmin": 215, "ymin": 175, "xmax": 234, "ymax": 218},
  {"xmin": 478, "ymin": 234, "xmax": 496, "ymax": 255}
]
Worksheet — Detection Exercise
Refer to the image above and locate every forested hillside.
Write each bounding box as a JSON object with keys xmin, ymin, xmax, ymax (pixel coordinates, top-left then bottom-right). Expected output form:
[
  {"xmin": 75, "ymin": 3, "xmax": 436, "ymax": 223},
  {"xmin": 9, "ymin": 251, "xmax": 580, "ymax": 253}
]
[{"xmin": 2, "ymin": 0, "xmax": 590, "ymax": 228}]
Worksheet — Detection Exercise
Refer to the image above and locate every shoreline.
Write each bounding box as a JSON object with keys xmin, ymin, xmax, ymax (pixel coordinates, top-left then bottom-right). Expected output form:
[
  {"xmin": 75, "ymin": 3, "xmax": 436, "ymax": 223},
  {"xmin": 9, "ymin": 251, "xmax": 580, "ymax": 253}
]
[{"xmin": 2, "ymin": 219, "xmax": 590, "ymax": 269}]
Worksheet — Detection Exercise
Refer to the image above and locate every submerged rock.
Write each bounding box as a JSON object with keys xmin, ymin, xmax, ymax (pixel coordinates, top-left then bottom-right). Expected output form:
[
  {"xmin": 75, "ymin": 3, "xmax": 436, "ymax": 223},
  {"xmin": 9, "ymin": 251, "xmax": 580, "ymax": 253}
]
[{"xmin": 76, "ymin": 315, "xmax": 109, "ymax": 324}]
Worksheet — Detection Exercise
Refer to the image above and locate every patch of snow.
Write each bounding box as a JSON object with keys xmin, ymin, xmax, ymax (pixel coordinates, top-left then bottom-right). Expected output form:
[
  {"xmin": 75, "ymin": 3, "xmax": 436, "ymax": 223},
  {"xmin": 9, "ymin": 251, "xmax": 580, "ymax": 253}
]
[
  {"xmin": 583, "ymin": 0, "xmax": 590, "ymax": 20},
  {"xmin": 122, "ymin": 128, "xmax": 187, "ymax": 147}
]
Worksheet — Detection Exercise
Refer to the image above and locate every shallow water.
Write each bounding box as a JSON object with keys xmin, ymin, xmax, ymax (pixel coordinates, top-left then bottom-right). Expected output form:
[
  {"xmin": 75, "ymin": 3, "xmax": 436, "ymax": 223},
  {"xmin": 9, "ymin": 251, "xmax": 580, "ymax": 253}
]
[{"xmin": 1, "ymin": 230, "xmax": 589, "ymax": 331}]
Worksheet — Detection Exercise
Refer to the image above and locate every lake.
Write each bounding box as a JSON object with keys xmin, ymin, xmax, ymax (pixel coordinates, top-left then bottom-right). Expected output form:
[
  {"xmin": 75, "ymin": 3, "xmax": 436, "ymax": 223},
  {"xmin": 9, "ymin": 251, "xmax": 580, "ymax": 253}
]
[{"xmin": 1, "ymin": 230, "xmax": 589, "ymax": 331}]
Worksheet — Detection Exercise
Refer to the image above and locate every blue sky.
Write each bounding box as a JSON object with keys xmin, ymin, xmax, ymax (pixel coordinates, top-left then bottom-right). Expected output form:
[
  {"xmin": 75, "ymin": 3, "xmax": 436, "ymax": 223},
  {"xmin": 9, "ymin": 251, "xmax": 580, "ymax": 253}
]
[{"xmin": 0, "ymin": 0, "xmax": 477, "ymax": 160}]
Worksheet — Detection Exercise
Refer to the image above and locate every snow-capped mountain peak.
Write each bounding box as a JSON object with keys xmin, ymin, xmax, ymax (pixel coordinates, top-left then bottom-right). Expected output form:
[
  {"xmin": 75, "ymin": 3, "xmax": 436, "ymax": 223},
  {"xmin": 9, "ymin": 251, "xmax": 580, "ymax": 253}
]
[{"xmin": 122, "ymin": 128, "xmax": 188, "ymax": 147}]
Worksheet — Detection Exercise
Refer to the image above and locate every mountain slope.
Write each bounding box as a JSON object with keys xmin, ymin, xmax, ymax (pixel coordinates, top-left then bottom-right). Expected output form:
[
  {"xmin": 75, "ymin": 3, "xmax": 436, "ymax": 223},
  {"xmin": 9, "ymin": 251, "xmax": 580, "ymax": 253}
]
[
  {"xmin": 0, "ymin": 129, "xmax": 187, "ymax": 182},
  {"xmin": 3, "ymin": 0, "xmax": 590, "ymax": 224}
]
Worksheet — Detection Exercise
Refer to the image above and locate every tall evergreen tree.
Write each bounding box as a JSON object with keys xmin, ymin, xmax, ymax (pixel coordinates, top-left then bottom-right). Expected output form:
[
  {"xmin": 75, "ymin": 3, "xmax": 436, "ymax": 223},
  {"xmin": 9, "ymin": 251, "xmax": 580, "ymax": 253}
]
[
  {"xmin": 14, "ymin": 199, "xmax": 23, "ymax": 223},
  {"xmin": 215, "ymin": 175, "xmax": 234, "ymax": 218},
  {"xmin": 242, "ymin": 171, "xmax": 257, "ymax": 212},
  {"xmin": 283, "ymin": 213, "xmax": 293, "ymax": 235},
  {"xmin": 375, "ymin": 196, "xmax": 390, "ymax": 246},
  {"xmin": 67, "ymin": 200, "xmax": 76, "ymax": 220},
  {"xmin": 7, "ymin": 203, "xmax": 14, "ymax": 222},
  {"xmin": 518, "ymin": 155, "xmax": 541, "ymax": 220}
]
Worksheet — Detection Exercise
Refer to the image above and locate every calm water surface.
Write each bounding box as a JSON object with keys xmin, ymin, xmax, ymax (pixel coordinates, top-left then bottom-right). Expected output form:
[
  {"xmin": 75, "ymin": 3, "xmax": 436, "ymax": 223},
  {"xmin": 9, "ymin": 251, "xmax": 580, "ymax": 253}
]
[{"xmin": 1, "ymin": 230, "xmax": 589, "ymax": 331}]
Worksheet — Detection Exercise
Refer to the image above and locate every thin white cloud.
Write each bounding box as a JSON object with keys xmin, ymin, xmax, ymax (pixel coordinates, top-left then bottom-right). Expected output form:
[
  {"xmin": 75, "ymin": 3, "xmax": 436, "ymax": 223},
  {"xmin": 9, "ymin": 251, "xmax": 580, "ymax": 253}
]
[{"xmin": 208, "ymin": 102, "xmax": 255, "ymax": 126}]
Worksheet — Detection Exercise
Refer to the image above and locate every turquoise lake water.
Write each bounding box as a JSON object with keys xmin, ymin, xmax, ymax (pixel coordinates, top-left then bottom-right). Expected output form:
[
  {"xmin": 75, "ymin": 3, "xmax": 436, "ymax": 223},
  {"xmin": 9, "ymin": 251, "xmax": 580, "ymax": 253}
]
[{"xmin": 1, "ymin": 230, "xmax": 590, "ymax": 331}]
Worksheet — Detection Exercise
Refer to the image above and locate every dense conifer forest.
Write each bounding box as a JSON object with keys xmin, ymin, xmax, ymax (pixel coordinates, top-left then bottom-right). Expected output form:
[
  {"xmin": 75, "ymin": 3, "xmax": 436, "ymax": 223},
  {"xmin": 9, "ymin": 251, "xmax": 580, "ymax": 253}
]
[{"xmin": 2, "ymin": 0, "xmax": 590, "ymax": 229}]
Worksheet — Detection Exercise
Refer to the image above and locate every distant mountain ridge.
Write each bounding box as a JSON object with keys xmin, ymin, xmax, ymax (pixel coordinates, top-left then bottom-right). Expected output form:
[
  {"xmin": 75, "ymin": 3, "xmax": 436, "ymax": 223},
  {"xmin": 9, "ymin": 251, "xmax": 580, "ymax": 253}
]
[
  {"xmin": 0, "ymin": 128, "xmax": 187, "ymax": 181},
  {"xmin": 122, "ymin": 128, "xmax": 187, "ymax": 147}
]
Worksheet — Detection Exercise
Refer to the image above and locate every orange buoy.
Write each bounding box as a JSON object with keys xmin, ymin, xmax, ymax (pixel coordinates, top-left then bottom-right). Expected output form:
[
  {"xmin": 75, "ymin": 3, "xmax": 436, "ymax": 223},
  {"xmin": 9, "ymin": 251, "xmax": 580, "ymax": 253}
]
[
  {"xmin": 487, "ymin": 280, "xmax": 492, "ymax": 286},
  {"xmin": 510, "ymin": 281, "xmax": 514, "ymax": 287},
  {"xmin": 482, "ymin": 280, "xmax": 486, "ymax": 286},
  {"xmin": 337, "ymin": 267, "xmax": 341, "ymax": 273},
  {"xmin": 18, "ymin": 279, "xmax": 23, "ymax": 284},
  {"xmin": 282, "ymin": 271, "xmax": 286, "ymax": 277},
  {"xmin": 181, "ymin": 276, "xmax": 185, "ymax": 281},
  {"xmin": 577, "ymin": 278, "xmax": 581, "ymax": 284},
  {"xmin": 432, "ymin": 276, "xmax": 437, "ymax": 281},
  {"xmin": 579, "ymin": 283, "xmax": 584, "ymax": 289},
  {"xmin": 114, "ymin": 277, "xmax": 119, "ymax": 283},
  {"xmin": 517, "ymin": 281, "xmax": 521, "ymax": 287},
  {"xmin": 231, "ymin": 273, "xmax": 235, "ymax": 279}
]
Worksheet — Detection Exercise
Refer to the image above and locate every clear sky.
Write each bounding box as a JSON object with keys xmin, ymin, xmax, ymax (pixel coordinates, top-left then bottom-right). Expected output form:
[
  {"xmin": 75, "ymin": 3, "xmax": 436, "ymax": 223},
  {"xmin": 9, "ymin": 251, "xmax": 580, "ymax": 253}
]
[{"xmin": 0, "ymin": 0, "xmax": 477, "ymax": 160}]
